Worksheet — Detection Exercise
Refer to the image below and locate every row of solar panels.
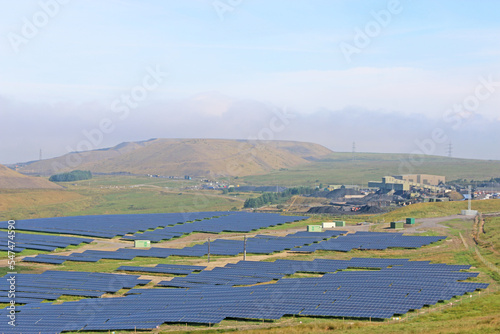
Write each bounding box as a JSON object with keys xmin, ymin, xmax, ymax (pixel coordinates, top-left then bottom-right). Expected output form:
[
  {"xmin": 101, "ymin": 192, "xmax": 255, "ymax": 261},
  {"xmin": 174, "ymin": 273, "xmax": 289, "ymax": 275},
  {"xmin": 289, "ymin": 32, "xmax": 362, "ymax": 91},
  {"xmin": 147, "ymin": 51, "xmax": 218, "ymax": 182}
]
[
  {"xmin": 22, "ymin": 230, "xmax": 343, "ymax": 264},
  {"xmin": 0, "ymin": 271, "xmax": 149, "ymax": 305},
  {"xmin": 0, "ymin": 231, "xmax": 93, "ymax": 252},
  {"xmin": 296, "ymin": 231, "xmax": 446, "ymax": 252},
  {"xmin": 23, "ymin": 230, "xmax": 447, "ymax": 265},
  {"xmin": 122, "ymin": 213, "xmax": 308, "ymax": 242},
  {"xmin": 0, "ymin": 212, "xmax": 307, "ymax": 239},
  {"xmin": 0, "ymin": 258, "xmax": 487, "ymax": 333},
  {"xmin": 0, "ymin": 212, "xmax": 222, "ymax": 238},
  {"xmin": 159, "ymin": 257, "xmax": 473, "ymax": 288},
  {"xmin": 117, "ymin": 263, "xmax": 206, "ymax": 275}
]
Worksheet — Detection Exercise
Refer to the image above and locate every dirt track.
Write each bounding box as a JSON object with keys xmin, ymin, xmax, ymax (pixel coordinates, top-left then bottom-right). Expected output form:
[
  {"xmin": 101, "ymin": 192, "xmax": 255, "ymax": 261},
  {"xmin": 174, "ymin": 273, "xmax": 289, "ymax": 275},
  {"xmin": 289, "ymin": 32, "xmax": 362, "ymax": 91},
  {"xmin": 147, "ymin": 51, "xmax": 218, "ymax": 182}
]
[{"xmin": 403, "ymin": 214, "xmax": 470, "ymax": 233}]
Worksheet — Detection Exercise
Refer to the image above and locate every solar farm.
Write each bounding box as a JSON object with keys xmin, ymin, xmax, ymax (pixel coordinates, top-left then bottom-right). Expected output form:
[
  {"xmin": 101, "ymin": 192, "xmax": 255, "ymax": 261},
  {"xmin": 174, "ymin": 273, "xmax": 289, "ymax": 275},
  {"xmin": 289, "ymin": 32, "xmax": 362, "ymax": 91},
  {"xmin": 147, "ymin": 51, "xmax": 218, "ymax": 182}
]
[
  {"xmin": 0, "ymin": 259, "xmax": 488, "ymax": 332},
  {"xmin": 0, "ymin": 211, "xmax": 496, "ymax": 333}
]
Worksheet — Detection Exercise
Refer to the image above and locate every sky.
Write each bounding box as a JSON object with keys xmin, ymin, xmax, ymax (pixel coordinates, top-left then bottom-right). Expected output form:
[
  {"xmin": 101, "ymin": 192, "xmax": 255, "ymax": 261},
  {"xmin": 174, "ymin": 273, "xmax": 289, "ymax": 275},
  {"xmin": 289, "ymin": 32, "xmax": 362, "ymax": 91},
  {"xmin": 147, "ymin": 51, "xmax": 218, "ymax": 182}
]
[{"xmin": 1, "ymin": 0, "xmax": 499, "ymax": 164}]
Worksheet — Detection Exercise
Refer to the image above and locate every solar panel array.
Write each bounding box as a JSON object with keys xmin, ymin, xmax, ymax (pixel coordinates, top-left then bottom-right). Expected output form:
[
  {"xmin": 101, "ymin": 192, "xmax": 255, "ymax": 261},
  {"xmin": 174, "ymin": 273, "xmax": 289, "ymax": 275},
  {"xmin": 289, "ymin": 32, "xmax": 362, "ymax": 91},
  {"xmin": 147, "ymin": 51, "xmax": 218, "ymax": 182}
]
[
  {"xmin": 121, "ymin": 212, "xmax": 309, "ymax": 242},
  {"xmin": 0, "ymin": 271, "xmax": 149, "ymax": 304},
  {"xmin": 22, "ymin": 230, "xmax": 447, "ymax": 265},
  {"xmin": 0, "ymin": 259, "xmax": 488, "ymax": 333},
  {"xmin": 158, "ymin": 260, "xmax": 297, "ymax": 288},
  {"xmin": 182, "ymin": 230, "xmax": 346, "ymax": 256},
  {"xmin": 0, "ymin": 231, "xmax": 92, "ymax": 252},
  {"xmin": 0, "ymin": 212, "xmax": 307, "ymax": 239},
  {"xmin": 0, "ymin": 212, "xmax": 225, "ymax": 238},
  {"xmin": 296, "ymin": 231, "xmax": 446, "ymax": 252},
  {"xmin": 117, "ymin": 263, "xmax": 206, "ymax": 275},
  {"xmin": 23, "ymin": 231, "xmax": 343, "ymax": 264}
]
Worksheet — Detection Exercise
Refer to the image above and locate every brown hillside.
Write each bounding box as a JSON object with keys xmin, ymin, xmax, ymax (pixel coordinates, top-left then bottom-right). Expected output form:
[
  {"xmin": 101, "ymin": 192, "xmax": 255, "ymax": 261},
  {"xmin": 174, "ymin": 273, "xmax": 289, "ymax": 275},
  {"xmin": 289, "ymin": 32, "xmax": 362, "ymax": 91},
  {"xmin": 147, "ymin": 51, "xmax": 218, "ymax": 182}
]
[
  {"xmin": 16, "ymin": 139, "xmax": 333, "ymax": 177},
  {"xmin": 0, "ymin": 164, "xmax": 61, "ymax": 189}
]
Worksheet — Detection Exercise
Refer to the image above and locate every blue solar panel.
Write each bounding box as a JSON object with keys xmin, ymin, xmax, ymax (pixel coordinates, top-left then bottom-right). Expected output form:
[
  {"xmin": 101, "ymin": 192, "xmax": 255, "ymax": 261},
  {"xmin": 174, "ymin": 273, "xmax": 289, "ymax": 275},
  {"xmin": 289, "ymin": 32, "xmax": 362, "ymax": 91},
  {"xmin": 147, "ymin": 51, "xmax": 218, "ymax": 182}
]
[
  {"xmin": 117, "ymin": 264, "xmax": 206, "ymax": 275},
  {"xmin": 296, "ymin": 231, "xmax": 446, "ymax": 252},
  {"xmin": 22, "ymin": 231, "xmax": 448, "ymax": 265},
  {"xmin": 0, "ymin": 231, "xmax": 92, "ymax": 252},
  {"xmin": 0, "ymin": 271, "xmax": 150, "ymax": 307},
  {"xmin": 0, "ymin": 212, "xmax": 307, "ymax": 240}
]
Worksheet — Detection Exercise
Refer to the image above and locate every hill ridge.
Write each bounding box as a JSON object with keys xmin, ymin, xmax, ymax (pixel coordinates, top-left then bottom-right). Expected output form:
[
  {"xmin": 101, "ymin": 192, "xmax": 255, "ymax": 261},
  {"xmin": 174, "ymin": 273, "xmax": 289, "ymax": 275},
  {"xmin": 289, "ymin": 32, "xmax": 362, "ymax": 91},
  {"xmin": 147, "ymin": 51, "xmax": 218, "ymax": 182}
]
[{"xmin": 14, "ymin": 138, "xmax": 333, "ymax": 177}]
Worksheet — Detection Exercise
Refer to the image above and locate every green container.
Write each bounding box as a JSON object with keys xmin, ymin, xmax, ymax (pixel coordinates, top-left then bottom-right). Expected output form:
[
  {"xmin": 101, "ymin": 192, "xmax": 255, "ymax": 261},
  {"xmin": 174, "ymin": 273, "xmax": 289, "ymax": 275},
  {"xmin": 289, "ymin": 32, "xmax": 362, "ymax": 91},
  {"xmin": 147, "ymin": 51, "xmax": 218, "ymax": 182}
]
[
  {"xmin": 134, "ymin": 240, "xmax": 151, "ymax": 248},
  {"xmin": 391, "ymin": 221, "xmax": 404, "ymax": 229},
  {"xmin": 307, "ymin": 225, "xmax": 323, "ymax": 232},
  {"xmin": 406, "ymin": 217, "xmax": 415, "ymax": 225},
  {"xmin": 334, "ymin": 221, "xmax": 346, "ymax": 227}
]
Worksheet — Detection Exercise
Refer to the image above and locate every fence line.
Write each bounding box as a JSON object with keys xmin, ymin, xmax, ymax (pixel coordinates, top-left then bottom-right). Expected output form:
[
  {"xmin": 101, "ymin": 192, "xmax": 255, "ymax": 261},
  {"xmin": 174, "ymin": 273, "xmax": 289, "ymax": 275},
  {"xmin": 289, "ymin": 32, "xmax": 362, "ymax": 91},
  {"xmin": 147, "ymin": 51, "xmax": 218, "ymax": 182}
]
[{"xmin": 390, "ymin": 285, "xmax": 498, "ymax": 324}]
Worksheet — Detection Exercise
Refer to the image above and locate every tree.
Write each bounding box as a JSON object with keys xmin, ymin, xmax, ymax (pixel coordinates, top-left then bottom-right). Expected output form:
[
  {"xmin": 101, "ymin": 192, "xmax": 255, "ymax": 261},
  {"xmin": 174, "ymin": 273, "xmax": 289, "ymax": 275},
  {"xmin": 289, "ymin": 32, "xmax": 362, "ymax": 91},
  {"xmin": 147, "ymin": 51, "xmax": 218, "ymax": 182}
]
[
  {"xmin": 49, "ymin": 170, "xmax": 92, "ymax": 182},
  {"xmin": 243, "ymin": 186, "xmax": 314, "ymax": 208}
]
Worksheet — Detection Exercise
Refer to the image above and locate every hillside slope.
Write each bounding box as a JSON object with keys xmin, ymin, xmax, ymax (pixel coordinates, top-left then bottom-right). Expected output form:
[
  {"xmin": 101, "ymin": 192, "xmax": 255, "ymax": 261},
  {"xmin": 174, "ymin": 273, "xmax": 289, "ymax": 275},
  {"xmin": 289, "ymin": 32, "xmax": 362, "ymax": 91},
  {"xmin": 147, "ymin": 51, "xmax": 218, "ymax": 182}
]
[
  {"xmin": 15, "ymin": 139, "xmax": 333, "ymax": 177},
  {"xmin": 0, "ymin": 164, "xmax": 61, "ymax": 189},
  {"xmin": 241, "ymin": 152, "xmax": 500, "ymax": 186}
]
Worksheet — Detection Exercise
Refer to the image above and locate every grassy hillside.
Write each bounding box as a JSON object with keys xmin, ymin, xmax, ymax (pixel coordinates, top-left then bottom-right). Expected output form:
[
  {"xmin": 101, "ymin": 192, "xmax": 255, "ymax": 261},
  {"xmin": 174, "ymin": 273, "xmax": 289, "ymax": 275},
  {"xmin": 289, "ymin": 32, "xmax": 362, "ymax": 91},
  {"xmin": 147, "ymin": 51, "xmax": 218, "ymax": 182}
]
[
  {"xmin": 478, "ymin": 216, "xmax": 500, "ymax": 272},
  {"xmin": 0, "ymin": 189, "xmax": 84, "ymax": 212},
  {"xmin": 0, "ymin": 189, "xmax": 98, "ymax": 221},
  {"xmin": 0, "ymin": 164, "xmax": 61, "ymax": 189},
  {"xmin": 375, "ymin": 199, "xmax": 500, "ymax": 222},
  {"xmin": 241, "ymin": 152, "xmax": 500, "ymax": 186},
  {"xmin": 0, "ymin": 176, "xmax": 248, "ymax": 221},
  {"xmin": 15, "ymin": 139, "xmax": 154, "ymax": 175},
  {"xmin": 15, "ymin": 138, "xmax": 333, "ymax": 177}
]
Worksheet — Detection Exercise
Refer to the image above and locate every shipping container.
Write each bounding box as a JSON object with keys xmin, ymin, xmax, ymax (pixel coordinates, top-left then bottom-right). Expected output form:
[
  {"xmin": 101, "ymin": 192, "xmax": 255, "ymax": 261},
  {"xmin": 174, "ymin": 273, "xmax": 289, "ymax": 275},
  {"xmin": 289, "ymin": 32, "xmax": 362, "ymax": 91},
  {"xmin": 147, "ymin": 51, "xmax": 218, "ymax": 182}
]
[
  {"xmin": 334, "ymin": 221, "xmax": 346, "ymax": 227},
  {"xmin": 390, "ymin": 221, "xmax": 404, "ymax": 229},
  {"xmin": 307, "ymin": 225, "xmax": 323, "ymax": 232},
  {"xmin": 134, "ymin": 240, "xmax": 151, "ymax": 248}
]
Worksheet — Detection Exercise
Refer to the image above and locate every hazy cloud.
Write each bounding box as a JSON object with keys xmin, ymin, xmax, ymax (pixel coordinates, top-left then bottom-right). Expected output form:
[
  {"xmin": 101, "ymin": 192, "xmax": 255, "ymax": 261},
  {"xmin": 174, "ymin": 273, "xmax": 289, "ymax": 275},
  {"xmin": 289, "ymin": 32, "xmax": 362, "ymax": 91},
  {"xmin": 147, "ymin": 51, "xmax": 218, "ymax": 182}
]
[{"xmin": 1, "ymin": 93, "xmax": 498, "ymax": 164}]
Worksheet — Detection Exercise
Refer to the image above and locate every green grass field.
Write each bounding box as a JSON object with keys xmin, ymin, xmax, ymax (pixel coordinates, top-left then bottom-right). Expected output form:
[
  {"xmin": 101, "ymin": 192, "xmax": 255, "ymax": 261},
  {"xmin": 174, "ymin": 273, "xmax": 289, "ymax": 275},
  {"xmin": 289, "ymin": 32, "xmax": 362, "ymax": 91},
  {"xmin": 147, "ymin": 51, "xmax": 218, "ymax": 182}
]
[
  {"xmin": 0, "ymin": 176, "xmax": 247, "ymax": 221},
  {"xmin": 373, "ymin": 199, "xmax": 500, "ymax": 223},
  {"xmin": 241, "ymin": 153, "xmax": 500, "ymax": 187}
]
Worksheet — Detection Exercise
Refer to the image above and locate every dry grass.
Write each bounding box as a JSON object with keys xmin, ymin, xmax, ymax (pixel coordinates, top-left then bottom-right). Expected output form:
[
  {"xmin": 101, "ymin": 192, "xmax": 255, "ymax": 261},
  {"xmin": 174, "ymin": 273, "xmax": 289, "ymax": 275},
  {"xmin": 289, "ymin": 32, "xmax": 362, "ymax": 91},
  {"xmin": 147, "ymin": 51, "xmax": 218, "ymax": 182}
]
[
  {"xmin": 0, "ymin": 164, "xmax": 61, "ymax": 189},
  {"xmin": 374, "ymin": 199, "xmax": 500, "ymax": 223}
]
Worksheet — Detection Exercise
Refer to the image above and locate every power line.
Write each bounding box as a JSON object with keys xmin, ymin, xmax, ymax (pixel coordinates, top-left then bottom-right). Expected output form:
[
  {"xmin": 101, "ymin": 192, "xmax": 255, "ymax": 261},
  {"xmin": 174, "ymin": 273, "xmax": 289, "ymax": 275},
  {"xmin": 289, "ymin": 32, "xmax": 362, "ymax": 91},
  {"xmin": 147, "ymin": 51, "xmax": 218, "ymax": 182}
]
[{"xmin": 351, "ymin": 141, "xmax": 356, "ymax": 187}]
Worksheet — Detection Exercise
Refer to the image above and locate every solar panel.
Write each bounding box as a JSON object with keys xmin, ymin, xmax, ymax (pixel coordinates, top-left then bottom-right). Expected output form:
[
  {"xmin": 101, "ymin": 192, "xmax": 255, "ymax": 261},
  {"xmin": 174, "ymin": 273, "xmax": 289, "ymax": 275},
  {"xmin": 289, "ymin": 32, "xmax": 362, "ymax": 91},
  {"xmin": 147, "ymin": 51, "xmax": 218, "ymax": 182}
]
[
  {"xmin": 296, "ymin": 232, "xmax": 446, "ymax": 252},
  {"xmin": 23, "ymin": 230, "xmax": 446, "ymax": 265},
  {"xmin": 0, "ymin": 231, "xmax": 92, "ymax": 252},
  {"xmin": 23, "ymin": 230, "xmax": 344, "ymax": 264},
  {"xmin": 0, "ymin": 212, "xmax": 307, "ymax": 239}
]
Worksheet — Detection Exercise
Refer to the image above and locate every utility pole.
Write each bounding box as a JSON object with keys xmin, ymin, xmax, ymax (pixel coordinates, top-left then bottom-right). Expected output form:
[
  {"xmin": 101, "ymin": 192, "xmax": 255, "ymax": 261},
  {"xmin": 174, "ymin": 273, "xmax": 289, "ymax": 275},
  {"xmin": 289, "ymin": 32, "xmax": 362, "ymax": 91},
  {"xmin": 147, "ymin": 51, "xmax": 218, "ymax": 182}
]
[
  {"xmin": 274, "ymin": 156, "xmax": 278, "ymax": 193},
  {"xmin": 352, "ymin": 142, "xmax": 356, "ymax": 187},
  {"xmin": 207, "ymin": 238, "xmax": 210, "ymax": 263},
  {"xmin": 447, "ymin": 143, "xmax": 453, "ymax": 158},
  {"xmin": 243, "ymin": 236, "xmax": 247, "ymax": 261},
  {"xmin": 468, "ymin": 185, "xmax": 472, "ymax": 211}
]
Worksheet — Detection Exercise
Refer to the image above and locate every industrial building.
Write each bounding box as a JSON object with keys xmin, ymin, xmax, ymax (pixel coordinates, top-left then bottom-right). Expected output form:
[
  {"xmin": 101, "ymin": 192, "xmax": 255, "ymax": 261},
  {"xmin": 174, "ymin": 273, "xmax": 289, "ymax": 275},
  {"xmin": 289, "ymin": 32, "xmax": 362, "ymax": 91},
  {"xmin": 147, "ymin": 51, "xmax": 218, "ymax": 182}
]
[
  {"xmin": 395, "ymin": 174, "xmax": 445, "ymax": 186},
  {"xmin": 368, "ymin": 174, "xmax": 445, "ymax": 192}
]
